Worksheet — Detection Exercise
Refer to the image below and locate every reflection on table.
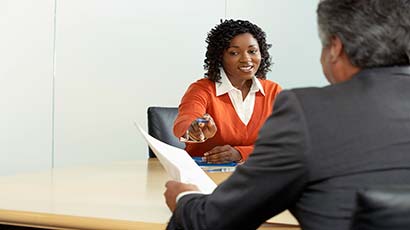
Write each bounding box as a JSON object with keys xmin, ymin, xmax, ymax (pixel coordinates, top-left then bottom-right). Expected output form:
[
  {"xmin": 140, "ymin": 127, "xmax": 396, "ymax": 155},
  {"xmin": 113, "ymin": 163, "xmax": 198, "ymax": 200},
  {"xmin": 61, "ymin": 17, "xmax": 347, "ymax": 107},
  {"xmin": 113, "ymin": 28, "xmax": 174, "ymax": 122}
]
[{"xmin": 0, "ymin": 158, "xmax": 299, "ymax": 230}]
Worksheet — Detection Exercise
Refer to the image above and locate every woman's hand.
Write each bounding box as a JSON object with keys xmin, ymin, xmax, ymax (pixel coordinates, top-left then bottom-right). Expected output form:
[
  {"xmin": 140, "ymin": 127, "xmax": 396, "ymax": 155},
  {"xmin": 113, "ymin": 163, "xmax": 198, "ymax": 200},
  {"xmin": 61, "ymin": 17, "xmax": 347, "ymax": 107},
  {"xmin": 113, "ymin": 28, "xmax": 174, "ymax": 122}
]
[
  {"xmin": 203, "ymin": 145, "xmax": 242, "ymax": 163},
  {"xmin": 187, "ymin": 114, "xmax": 217, "ymax": 141}
]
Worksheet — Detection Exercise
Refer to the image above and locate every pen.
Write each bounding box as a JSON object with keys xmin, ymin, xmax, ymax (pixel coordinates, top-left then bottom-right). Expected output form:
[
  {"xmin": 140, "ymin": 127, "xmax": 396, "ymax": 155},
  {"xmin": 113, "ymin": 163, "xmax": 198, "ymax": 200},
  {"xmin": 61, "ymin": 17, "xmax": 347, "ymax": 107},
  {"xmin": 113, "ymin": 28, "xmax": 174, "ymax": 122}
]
[{"xmin": 196, "ymin": 118, "xmax": 209, "ymax": 124}]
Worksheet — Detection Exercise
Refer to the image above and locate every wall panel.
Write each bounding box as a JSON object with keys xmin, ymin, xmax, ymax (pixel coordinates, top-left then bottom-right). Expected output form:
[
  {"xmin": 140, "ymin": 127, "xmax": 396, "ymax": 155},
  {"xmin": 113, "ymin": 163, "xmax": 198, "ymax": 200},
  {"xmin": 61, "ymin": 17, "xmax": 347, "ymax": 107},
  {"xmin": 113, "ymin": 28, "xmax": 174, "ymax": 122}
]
[
  {"xmin": 54, "ymin": 0, "xmax": 224, "ymax": 167},
  {"xmin": 0, "ymin": 0, "xmax": 54, "ymax": 175}
]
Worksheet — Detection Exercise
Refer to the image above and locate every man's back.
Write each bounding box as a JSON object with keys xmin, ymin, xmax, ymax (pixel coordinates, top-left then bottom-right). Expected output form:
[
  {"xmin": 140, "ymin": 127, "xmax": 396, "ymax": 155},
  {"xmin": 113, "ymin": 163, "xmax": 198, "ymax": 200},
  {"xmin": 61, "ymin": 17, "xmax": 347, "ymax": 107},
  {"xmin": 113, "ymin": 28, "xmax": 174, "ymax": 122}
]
[
  {"xmin": 166, "ymin": 67, "xmax": 410, "ymax": 230},
  {"xmin": 292, "ymin": 66, "xmax": 410, "ymax": 230}
]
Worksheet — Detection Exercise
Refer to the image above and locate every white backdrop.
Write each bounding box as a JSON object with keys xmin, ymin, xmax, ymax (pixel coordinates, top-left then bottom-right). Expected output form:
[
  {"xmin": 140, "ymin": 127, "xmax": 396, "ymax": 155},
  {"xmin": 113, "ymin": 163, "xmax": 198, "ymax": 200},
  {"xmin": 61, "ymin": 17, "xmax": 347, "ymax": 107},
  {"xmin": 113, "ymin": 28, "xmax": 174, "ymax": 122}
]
[
  {"xmin": 1, "ymin": 0, "xmax": 325, "ymax": 175},
  {"xmin": 0, "ymin": 0, "xmax": 54, "ymax": 175}
]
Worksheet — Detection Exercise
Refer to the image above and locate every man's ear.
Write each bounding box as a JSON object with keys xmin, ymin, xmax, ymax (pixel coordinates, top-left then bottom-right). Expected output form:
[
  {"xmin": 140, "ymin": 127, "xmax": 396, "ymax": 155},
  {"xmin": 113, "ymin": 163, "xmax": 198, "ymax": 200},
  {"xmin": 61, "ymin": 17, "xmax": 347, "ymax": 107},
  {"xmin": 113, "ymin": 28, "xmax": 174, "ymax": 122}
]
[{"xmin": 329, "ymin": 36, "xmax": 344, "ymax": 63}]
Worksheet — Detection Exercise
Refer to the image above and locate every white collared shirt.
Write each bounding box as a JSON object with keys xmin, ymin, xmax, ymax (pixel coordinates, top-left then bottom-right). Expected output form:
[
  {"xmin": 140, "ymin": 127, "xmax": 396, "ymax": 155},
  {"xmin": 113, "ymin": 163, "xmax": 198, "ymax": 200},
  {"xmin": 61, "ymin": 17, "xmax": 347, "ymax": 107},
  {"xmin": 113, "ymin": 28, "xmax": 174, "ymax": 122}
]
[{"xmin": 216, "ymin": 68, "xmax": 265, "ymax": 125}]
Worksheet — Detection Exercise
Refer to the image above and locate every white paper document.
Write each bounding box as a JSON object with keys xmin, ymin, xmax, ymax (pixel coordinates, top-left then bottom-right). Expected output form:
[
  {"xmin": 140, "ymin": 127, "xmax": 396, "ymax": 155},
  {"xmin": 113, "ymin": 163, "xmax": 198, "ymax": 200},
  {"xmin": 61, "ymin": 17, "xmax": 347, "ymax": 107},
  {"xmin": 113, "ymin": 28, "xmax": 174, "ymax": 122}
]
[{"xmin": 136, "ymin": 124, "xmax": 217, "ymax": 194}]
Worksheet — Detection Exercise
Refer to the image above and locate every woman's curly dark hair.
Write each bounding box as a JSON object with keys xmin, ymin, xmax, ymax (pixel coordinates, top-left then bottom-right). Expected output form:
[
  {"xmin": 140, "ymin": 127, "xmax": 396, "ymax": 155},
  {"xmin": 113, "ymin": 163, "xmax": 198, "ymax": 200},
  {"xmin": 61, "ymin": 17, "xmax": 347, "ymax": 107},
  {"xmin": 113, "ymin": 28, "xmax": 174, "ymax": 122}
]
[{"xmin": 204, "ymin": 19, "xmax": 272, "ymax": 82}]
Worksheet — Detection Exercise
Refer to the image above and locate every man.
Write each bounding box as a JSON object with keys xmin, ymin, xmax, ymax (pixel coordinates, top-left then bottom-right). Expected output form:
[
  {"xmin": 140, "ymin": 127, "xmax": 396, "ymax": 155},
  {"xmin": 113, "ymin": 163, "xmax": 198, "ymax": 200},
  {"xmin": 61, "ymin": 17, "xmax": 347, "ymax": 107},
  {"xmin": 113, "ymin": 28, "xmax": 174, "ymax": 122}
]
[{"xmin": 164, "ymin": 0, "xmax": 410, "ymax": 229}]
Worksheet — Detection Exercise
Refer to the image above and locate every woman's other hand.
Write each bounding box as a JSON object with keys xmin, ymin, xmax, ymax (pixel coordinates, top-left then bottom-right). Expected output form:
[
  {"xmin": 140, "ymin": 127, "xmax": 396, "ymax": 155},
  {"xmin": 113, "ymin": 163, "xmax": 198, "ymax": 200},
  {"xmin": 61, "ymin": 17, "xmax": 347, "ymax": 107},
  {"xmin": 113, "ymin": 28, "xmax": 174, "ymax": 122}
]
[{"xmin": 203, "ymin": 145, "xmax": 241, "ymax": 163}]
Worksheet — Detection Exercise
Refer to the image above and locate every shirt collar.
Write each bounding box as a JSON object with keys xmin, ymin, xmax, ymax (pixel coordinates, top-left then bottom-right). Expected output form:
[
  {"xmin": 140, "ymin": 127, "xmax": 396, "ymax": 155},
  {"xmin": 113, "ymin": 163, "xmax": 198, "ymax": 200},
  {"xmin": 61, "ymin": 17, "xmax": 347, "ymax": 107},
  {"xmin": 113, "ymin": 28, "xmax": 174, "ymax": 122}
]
[{"xmin": 216, "ymin": 68, "xmax": 265, "ymax": 96}]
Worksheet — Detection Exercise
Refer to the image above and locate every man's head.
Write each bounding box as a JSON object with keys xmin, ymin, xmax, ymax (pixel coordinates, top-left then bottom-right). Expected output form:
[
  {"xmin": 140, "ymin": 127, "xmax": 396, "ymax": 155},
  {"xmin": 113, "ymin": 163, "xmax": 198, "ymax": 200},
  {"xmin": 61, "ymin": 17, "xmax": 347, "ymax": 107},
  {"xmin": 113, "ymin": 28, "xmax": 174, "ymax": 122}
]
[{"xmin": 317, "ymin": 0, "xmax": 410, "ymax": 84}]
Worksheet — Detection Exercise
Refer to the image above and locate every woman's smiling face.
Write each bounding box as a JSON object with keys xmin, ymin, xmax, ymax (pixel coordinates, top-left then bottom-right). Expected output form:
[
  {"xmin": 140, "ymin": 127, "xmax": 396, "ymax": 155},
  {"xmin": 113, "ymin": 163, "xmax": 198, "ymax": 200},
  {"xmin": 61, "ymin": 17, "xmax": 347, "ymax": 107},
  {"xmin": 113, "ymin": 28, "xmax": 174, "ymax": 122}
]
[{"xmin": 222, "ymin": 33, "xmax": 262, "ymax": 84}]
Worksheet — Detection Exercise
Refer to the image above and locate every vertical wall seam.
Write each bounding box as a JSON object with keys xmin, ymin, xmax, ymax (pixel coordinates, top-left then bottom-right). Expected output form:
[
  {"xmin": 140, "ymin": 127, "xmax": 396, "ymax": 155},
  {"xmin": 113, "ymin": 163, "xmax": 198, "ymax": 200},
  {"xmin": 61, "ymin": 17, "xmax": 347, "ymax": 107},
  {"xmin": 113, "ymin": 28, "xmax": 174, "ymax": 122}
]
[
  {"xmin": 225, "ymin": 0, "xmax": 227, "ymax": 19},
  {"xmin": 51, "ymin": 0, "xmax": 57, "ymax": 169}
]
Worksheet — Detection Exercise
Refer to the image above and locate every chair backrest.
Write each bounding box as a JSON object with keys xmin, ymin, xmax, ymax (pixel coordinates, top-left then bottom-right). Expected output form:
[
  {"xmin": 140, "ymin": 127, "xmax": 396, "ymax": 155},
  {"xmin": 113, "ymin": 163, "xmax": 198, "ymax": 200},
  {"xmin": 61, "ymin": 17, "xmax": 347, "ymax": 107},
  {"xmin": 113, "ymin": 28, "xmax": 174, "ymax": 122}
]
[
  {"xmin": 350, "ymin": 186, "xmax": 410, "ymax": 230},
  {"xmin": 147, "ymin": 106, "xmax": 185, "ymax": 158}
]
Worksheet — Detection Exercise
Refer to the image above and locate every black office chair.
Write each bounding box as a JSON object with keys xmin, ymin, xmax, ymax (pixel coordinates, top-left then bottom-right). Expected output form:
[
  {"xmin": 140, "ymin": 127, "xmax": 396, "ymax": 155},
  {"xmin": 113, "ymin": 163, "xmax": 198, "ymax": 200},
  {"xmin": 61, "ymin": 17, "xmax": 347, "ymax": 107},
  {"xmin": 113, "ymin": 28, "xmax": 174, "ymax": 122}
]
[
  {"xmin": 350, "ymin": 186, "xmax": 410, "ymax": 230},
  {"xmin": 147, "ymin": 106, "xmax": 185, "ymax": 158}
]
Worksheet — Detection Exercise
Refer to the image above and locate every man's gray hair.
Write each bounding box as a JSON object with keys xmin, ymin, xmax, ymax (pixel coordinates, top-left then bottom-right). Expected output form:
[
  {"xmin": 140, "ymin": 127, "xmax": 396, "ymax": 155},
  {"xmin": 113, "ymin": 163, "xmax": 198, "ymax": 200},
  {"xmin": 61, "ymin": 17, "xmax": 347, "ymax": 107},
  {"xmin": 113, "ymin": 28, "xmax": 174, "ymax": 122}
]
[{"xmin": 317, "ymin": 0, "xmax": 410, "ymax": 68}]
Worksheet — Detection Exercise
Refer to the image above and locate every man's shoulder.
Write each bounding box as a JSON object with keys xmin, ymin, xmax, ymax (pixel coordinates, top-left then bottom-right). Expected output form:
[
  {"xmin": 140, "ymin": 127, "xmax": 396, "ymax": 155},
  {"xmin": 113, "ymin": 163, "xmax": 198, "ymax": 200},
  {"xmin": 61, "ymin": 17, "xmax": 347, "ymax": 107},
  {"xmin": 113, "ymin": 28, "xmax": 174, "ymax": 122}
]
[
  {"xmin": 275, "ymin": 82, "xmax": 358, "ymax": 117},
  {"xmin": 289, "ymin": 80, "xmax": 357, "ymax": 102},
  {"xmin": 284, "ymin": 86, "xmax": 328, "ymax": 103}
]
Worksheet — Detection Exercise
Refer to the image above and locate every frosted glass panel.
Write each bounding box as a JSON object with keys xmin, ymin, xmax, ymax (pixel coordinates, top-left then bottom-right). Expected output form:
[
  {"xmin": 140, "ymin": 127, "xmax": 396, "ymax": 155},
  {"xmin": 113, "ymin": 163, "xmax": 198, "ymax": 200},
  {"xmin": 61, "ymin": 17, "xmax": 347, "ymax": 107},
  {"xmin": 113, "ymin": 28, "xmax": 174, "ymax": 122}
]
[
  {"xmin": 54, "ymin": 0, "xmax": 224, "ymax": 167},
  {"xmin": 0, "ymin": 0, "xmax": 54, "ymax": 175}
]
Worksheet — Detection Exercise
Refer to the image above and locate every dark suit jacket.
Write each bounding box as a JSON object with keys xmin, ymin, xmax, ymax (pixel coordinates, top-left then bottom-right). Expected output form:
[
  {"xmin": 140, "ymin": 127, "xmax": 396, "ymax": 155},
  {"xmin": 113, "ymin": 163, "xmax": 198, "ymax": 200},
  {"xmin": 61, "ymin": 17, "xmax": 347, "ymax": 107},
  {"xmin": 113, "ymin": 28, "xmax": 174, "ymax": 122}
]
[{"xmin": 167, "ymin": 66, "xmax": 410, "ymax": 230}]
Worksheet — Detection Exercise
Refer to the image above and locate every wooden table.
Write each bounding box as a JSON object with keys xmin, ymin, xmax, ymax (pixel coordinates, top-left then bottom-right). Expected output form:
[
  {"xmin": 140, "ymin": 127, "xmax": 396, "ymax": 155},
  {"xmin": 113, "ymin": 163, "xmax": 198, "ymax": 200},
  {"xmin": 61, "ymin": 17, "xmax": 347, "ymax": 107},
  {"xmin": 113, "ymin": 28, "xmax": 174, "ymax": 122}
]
[{"xmin": 0, "ymin": 159, "xmax": 299, "ymax": 229}]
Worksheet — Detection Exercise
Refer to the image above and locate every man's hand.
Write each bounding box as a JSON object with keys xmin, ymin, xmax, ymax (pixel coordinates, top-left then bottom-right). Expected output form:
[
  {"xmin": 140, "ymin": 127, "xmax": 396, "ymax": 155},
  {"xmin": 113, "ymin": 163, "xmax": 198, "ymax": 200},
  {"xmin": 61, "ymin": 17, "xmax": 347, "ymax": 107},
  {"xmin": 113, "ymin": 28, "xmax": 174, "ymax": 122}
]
[
  {"xmin": 203, "ymin": 145, "xmax": 242, "ymax": 163},
  {"xmin": 164, "ymin": 181, "xmax": 199, "ymax": 212}
]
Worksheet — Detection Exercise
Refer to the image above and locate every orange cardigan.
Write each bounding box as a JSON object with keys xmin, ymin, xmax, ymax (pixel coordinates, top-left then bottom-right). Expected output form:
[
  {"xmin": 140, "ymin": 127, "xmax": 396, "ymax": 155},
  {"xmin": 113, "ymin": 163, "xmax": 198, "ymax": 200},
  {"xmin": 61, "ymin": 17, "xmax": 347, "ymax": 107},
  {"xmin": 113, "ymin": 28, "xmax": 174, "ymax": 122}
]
[{"xmin": 174, "ymin": 78, "xmax": 282, "ymax": 160}]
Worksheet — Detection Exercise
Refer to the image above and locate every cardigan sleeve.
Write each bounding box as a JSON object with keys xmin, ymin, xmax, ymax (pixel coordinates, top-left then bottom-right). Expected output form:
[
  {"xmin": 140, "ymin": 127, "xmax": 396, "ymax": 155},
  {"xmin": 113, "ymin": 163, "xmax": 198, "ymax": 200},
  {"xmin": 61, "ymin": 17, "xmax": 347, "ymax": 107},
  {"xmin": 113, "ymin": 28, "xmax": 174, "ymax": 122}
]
[
  {"xmin": 173, "ymin": 81, "xmax": 211, "ymax": 138},
  {"xmin": 234, "ymin": 145, "xmax": 254, "ymax": 161}
]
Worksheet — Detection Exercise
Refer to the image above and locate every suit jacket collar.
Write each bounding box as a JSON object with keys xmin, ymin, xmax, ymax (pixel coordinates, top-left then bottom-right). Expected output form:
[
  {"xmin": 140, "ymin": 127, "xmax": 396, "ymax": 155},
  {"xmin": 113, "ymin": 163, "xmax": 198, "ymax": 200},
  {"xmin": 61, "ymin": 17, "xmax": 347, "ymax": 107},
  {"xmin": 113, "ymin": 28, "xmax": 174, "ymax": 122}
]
[{"xmin": 355, "ymin": 66, "xmax": 410, "ymax": 79}]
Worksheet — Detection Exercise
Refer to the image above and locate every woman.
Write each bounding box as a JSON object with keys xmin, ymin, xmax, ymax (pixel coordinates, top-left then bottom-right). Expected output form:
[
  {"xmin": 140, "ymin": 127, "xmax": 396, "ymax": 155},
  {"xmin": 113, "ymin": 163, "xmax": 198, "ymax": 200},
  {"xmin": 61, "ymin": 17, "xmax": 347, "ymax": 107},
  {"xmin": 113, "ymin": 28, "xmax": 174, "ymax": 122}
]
[{"xmin": 174, "ymin": 19, "xmax": 282, "ymax": 163}]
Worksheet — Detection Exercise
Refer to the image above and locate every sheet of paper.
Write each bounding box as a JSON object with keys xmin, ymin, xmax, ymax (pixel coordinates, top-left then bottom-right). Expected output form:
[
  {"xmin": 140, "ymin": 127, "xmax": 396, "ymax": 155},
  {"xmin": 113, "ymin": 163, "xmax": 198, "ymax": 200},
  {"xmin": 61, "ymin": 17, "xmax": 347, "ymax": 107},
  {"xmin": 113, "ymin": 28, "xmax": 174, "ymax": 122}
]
[
  {"xmin": 266, "ymin": 210, "xmax": 299, "ymax": 226},
  {"xmin": 136, "ymin": 124, "xmax": 217, "ymax": 194}
]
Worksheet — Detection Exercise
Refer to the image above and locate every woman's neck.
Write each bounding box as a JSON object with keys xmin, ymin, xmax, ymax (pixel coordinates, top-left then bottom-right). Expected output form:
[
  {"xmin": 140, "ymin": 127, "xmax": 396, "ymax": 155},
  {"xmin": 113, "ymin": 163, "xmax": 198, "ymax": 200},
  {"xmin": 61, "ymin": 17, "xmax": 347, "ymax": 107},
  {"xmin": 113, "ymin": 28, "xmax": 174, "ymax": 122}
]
[
  {"xmin": 232, "ymin": 79, "xmax": 251, "ymax": 90},
  {"xmin": 231, "ymin": 79, "xmax": 252, "ymax": 100}
]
